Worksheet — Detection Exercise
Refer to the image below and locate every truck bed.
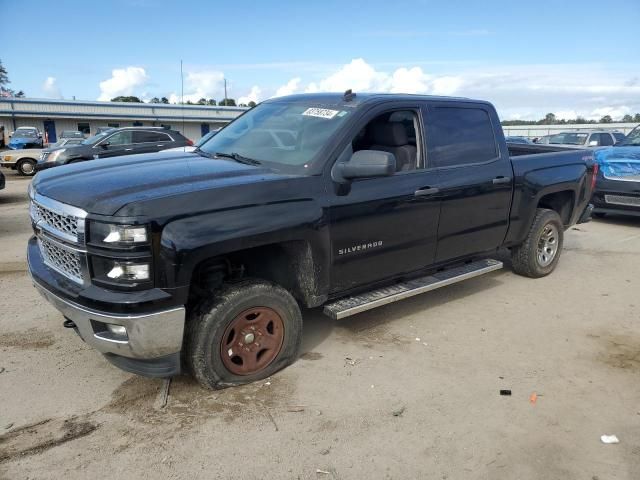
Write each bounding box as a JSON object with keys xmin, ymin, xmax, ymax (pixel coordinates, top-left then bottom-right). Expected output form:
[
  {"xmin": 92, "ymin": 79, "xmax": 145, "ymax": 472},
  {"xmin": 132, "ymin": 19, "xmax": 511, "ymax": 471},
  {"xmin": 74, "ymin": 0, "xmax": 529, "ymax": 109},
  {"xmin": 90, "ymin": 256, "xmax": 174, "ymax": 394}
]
[{"xmin": 507, "ymin": 143, "xmax": 577, "ymax": 157}]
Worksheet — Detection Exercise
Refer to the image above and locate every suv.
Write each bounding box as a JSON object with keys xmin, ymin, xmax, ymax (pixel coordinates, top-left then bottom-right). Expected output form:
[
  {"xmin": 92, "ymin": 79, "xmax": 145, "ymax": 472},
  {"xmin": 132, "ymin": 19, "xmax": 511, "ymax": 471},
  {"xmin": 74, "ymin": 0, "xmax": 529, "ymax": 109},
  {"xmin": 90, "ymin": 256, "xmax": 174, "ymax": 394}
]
[
  {"xmin": 539, "ymin": 130, "xmax": 621, "ymax": 148},
  {"xmin": 35, "ymin": 127, "xmax": 192, "ymax": 171}
]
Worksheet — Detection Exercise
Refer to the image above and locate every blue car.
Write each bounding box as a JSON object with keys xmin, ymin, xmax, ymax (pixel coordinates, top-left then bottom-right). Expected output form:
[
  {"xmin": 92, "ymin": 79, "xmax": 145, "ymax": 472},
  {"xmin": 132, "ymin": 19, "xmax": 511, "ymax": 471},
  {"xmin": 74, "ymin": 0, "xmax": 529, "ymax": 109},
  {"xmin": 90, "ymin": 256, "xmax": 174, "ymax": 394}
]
[
  {"xmin": 8, "ymin": 127, "xmax": 43, "ymax": 149},
  {"xmin": 592, "ymin": 125, "xmax": 640, "ymax": 217}
]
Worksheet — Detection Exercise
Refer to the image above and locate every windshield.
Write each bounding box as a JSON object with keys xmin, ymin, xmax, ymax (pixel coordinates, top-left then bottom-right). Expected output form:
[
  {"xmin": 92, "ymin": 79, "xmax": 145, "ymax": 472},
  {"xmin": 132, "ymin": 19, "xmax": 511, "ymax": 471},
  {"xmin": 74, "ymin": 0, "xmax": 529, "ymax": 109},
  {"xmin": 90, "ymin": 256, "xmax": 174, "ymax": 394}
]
[
  {"xmin": 549, "ymin": 133, "xmax": 588, "ymax": 145},
  {"xmin": 198, "ymin": 102, "xmax": 352, "ymax": 174},
  {"xmin": 618, "ymin": 126, "xmax": 640, "ymax": 146},
  {"xmin": 82, "ymin": 131, "xmax": 111, "ymax": 145},
  {"xmin": 195, "ymin": 130, "xmax": 218, "ymax": 147},
  {"xmin": 13, "ymin": 130, "xmax": 37, "ymax": 138}
]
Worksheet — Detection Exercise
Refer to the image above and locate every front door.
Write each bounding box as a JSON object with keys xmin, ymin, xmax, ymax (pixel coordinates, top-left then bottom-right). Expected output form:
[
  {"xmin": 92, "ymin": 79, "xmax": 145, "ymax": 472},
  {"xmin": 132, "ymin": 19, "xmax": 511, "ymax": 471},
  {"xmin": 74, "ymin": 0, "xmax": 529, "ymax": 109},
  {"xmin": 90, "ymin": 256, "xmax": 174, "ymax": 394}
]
[
  {"xmin": 328, "ymin": 106, "xmax": 441, "ymax": 293},
  {"xmin": 424, "ymin": 104, "xmax": 513, "ymax": 263},
  {"xmin": 93, "ymin": 130, "xmax": 132, "ymax": 159},
  {"xmin": 43, "ymin": 120, "xmax": 56, "ymax": 144}
]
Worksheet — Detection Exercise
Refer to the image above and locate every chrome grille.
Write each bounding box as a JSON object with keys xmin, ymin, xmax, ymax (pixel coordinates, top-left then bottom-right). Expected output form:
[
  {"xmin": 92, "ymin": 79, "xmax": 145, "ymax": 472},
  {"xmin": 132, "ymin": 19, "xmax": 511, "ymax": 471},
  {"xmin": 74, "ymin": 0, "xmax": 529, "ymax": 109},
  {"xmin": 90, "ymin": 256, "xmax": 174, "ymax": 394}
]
[
  {"xmin": 38, "ymin": 236, "xmax": 83, "ymax": 283},
  {"xmin": 31, "ymin": 201, "xmax": 80, "ymax": 241},
  {"xmin": 605, "ymin": 194, "xmax": 640, "ymax": 207}
]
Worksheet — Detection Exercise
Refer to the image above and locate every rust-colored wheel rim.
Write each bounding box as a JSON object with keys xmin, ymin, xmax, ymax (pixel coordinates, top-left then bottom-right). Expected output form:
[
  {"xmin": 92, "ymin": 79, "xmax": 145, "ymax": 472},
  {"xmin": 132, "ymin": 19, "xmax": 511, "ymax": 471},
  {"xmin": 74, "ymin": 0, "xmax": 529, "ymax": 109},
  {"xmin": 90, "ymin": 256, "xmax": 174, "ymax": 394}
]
[{"xmin": 220, "ymin": 307, "xmax": 285, "ymax": 376}]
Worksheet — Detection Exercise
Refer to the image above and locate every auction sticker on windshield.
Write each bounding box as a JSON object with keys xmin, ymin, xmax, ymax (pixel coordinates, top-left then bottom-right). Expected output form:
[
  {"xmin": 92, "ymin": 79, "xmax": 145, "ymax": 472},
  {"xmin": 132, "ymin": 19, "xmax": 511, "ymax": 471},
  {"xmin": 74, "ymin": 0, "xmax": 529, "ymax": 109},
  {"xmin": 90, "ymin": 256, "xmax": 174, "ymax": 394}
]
[{"xmin": 302, "ymin": 108, "xmax": 339, "ymax": 119}]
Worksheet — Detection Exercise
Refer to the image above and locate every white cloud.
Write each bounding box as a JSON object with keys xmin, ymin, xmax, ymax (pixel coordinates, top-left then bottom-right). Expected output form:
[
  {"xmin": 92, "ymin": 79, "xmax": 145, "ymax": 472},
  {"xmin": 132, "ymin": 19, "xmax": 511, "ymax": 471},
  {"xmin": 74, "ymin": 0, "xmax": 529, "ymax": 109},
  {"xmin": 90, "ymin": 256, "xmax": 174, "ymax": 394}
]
[
  {"xmin": 42, "ymin": 77, "xmax": 62, "ymax": 98},
  {"xmin": 168, "ymin": 70, "xmax": 225, "ymax": 104},
  {"xmin": 274, "ymin": 77, "xmax": 301, "ymax": 97},
  {"xmin": 98, "ymin": 67, "xmax": 149, "ymax": 101},
  {"xmin": 238, "ymin": 85, "xmax": 261, "ymax": 105}
]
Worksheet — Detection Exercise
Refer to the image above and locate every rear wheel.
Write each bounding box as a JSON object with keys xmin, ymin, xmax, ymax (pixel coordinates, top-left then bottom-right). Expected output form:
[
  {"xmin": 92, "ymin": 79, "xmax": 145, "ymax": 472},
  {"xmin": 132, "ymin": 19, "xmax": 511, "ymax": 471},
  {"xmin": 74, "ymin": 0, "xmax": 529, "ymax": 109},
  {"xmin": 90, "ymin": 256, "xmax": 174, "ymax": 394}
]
[
  {"xmin": 511, "ymin": 208, "xmax": 564, "ymax": 278},
  {"xmin": 16, "ymin": 158, "xmax": 36, "ymax": 176},
  {"xmin": 186, "ymin": 279, "xmax": 303, "ymax": 389}
]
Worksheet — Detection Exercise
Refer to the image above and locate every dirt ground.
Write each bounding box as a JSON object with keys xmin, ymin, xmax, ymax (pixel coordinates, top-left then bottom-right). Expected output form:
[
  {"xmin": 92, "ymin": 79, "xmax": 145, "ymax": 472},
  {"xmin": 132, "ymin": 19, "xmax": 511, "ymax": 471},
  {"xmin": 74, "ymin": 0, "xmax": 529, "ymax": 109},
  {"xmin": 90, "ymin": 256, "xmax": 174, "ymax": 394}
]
[{"xmin": 1, "ymin": 169, "xmax": 639, "ymax": 479}]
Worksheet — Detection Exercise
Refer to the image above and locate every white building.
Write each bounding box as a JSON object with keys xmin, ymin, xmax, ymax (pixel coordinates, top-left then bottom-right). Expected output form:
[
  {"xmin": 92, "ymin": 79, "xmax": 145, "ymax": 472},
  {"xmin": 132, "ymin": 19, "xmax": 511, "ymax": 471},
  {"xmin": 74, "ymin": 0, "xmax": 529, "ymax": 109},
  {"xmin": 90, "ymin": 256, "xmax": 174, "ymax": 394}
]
[{"xmin": 0, "ymin": 98, "xmax": 247, "ymax": 145}]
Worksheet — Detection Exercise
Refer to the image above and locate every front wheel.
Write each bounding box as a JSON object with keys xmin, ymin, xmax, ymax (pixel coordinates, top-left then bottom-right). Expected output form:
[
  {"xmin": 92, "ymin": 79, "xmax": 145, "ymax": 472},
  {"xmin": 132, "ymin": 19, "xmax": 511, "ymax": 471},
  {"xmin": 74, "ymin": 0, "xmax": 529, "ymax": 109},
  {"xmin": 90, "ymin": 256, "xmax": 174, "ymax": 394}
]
[
  {"xmin": 186, "ymin": 279, "xmax": 303, "ymax": 389},
  {"xmin": 511, "ymin": 208, "xmax": 564, "ymax": 278},
  {"xmin": 16, "ymin": 159, "xmax": 36, "ymax": 176}
]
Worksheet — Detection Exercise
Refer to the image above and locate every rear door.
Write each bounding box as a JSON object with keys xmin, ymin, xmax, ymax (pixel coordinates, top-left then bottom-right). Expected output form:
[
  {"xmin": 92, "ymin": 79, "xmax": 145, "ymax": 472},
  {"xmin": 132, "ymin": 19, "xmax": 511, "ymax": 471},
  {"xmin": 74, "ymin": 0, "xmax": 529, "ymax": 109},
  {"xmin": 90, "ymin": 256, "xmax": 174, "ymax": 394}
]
[
  {"xmin": 132, "ymin": 130, "xmax": 175, "ymax": 154},
  {"xmin": 424, "ymin": 103, "xmax": 513, "ymax": 263}
]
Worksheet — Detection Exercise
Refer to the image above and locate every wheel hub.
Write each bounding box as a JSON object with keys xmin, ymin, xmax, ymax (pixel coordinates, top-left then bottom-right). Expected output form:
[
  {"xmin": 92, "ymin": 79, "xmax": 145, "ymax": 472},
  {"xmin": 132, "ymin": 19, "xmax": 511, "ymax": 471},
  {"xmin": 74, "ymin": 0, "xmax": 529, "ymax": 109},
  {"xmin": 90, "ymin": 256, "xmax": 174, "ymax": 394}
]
[
  {"xmin": 537, "ymin": 223, "xmax": 559, "ymax": 267},
  {"xmin": 220, "ymin": 306, "xmax": 285, "ymax": 376}
]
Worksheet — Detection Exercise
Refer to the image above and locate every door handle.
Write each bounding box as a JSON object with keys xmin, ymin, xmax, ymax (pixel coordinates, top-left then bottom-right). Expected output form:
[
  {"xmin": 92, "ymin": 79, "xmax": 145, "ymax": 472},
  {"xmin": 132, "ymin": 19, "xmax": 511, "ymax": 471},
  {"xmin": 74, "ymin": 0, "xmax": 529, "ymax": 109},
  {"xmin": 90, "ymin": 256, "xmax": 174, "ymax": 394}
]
[
  {"xmin": 414, "ymin": 187, "xmax": 439, "ymax": 197},
  {"xmin": 492, "ymin": 176, "xmax": 511, "ymax": 185},
  {"xmin": 124, "ymin": 148, "xmax": 133, "ymax": 151}
]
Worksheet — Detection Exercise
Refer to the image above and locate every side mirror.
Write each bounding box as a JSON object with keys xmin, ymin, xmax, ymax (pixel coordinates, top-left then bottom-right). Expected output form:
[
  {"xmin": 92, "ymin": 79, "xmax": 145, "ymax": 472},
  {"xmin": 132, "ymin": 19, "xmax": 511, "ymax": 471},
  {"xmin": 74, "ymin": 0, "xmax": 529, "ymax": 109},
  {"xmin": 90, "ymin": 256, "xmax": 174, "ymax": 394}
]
[
  {"xmin": 588, "ymin": 140, "xmax": 598, "ymax": 146},
  {"xmin": 339, "ymin": 150, "xmax": 396, "ymax": 179},
  {"xmin": 100, "ymin": 142, "xmax": 110, "ymax": 149}
]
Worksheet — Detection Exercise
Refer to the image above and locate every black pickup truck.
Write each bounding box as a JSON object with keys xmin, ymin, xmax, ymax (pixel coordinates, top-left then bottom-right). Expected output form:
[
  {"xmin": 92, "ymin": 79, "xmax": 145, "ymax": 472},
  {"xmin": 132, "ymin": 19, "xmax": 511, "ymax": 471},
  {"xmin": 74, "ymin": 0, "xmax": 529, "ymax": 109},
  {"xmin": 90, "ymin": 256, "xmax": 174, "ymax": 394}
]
[{"xmin": 28, "ymin": 92, "xmax": 596, "ymax": 389}]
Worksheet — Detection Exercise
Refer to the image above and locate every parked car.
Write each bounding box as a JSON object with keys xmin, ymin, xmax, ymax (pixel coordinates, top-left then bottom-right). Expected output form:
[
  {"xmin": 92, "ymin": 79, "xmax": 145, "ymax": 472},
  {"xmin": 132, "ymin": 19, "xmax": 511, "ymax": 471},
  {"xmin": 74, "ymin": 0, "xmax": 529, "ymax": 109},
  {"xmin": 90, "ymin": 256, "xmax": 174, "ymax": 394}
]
[
  {"xmin": 1, "ymin": 138, "xmax": 84, "ymax": 176},
  {"xmin": 0, "ymin": 169, "xmax": 5, "ymax": 191},
  {"xmin": 591, "ymin": 125, "xmax": 640, "ymax": 217},
  {"xmin": 35, "ymin": 126, "xmax": 192, "ymax": 171},
  {"xmin": 540, "ymin": 130, "xmax": 619, "ymax": 149},
  {"xmin": 8, "ymin": 127, "xmax": 43, "ymax": 149},
  {"xmin": 505, "ymin": 136, "xmax": 532, "ymax": 144},
  {"xmin": 60, "ymin": 130, "xmax": 85, "ymax": 139},
  {"xmin": 28, "ymin": 92, "xmax": 596, "ymax": 388},
  {"xmin": 166, "ymin": 128, "xmax": 220, "ymax": 152}
]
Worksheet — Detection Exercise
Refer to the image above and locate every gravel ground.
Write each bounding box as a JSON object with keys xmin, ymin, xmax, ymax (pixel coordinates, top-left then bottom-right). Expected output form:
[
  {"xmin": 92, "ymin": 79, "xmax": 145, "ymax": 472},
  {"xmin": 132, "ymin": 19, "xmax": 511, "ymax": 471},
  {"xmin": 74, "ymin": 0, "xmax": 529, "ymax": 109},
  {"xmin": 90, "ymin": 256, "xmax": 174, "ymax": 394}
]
[{"xmin": 1, "ymin": 169, "xmax": 639, "ymax": 479}]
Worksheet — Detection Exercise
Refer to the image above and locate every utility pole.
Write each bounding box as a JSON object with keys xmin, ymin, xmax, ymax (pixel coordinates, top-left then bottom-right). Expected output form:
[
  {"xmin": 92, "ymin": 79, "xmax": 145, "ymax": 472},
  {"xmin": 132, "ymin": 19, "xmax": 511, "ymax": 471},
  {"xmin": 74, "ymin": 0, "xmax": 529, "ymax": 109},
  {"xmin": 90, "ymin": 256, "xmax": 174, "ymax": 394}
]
[{"xmin": 224, "ymin": 78, "xmax": 227, "ymax": 106}]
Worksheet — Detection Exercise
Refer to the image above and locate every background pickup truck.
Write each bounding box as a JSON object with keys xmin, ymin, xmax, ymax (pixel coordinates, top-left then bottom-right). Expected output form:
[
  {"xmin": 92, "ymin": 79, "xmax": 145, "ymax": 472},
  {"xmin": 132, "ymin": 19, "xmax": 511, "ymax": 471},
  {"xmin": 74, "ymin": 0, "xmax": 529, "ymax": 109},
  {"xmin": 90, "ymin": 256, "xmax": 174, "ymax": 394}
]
[{"xmin": 28, "ymin": 92, "xmax": 596, "ymax": 389}]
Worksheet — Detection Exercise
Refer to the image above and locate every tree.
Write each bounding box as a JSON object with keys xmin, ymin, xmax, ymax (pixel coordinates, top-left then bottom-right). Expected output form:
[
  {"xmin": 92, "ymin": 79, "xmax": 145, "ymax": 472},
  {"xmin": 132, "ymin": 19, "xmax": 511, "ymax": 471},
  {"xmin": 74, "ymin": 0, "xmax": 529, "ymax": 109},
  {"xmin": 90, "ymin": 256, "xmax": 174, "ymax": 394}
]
[
  {"xmin": 634, "ymin": 113, "xmax": 640, "ymax": 123},
  {"xmin": 0, "ymin": 60, "xmax": 9, "ymax": 88},
  {"xmin": 161, "ymin": 97, "xmax": 169, "ymax": 104},
  {"xmin": 111, "ymin": 96, "xmax": 143, "ymax": 102},
  {"xmin": 219, "ymin": 98, "xmax": 236, "ymax": 106},
  {"xmin": 15, "ymin": 90, "xmax": 24, "ymax": 98},
  {"xmin": 149, "ymin": 97, "xmax": 161, "ymax": 103},
  {"xmin": 207, "ymin": 99, "xmax": 216, "ymax": 106},
  {"xmin": 197, "ymin": 98, "xmax": 207, "ymax": 105},
  {"xmin": 248, "ymin": 101, "xmax": 257, "ymax": 108},
  {"xmin": 599, "ymin": 115, "xmax": 612, "ymax": 124},
  {"xmin": 541, "ymin": 113, "xmax": 556, "ymax": 125},
  {"xmin": 622, "ymin": 114, "xmax": 634, "ymax": 123},
  {"xmin": 186, "ymin": 100, "xmax": 194, "ymax": 105}
]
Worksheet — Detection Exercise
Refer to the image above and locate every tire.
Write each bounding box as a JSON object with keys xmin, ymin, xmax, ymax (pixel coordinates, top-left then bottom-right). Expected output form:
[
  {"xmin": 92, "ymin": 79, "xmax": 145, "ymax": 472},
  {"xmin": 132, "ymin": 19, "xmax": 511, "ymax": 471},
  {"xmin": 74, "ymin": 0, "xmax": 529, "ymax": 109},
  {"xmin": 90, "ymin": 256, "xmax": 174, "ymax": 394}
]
[
  {"xmin": 16, "ymin": 158, "xmax": 36, "ymax": 176},
  {"xmin": 186, "ymin": 279, "xmax": 303, "ymax": 389},
  {"xmin": 511, "ymin": 208, "xmax": 564, "ymax": 278}
]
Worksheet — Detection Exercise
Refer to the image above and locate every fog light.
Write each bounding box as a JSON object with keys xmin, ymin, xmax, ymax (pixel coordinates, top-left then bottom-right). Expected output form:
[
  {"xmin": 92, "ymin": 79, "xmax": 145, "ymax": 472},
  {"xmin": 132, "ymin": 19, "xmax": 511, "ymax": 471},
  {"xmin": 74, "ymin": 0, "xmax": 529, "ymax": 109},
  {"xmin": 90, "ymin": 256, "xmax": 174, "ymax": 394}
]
[
  {"xmin": 106, "ymin": 324, "xmax": 127, "ymax": 337},
  {"xmin": 107, "ymin": 263, "xmax": 149, "ymax": 281}
]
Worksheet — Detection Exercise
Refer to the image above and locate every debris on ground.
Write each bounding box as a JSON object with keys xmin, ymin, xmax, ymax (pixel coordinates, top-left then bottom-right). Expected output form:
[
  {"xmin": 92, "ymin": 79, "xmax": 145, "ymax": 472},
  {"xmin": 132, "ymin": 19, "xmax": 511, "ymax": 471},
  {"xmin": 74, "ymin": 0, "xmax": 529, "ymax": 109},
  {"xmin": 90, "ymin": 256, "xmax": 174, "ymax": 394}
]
[
  {"xmin": 415, "ymin": 337, "xmax": 421, "ymax": 341},
  {"xmin": 5, "ymin": 423, "xmax": 14, "ymax": 430},
  {"xmin": 600, "ymin": 435, "xmax": 619, "ymax": 444},
  {"xmin": 529, "ymin": 392, "xmax": 538, "ymax": 405},
  {"xmin": 499, "ymin": 390, "xmax": 512, "ymax": 396},
  {"xmin": 154, "ymin": 378, "xmax": 171, "ymax": 409},
  {"xmin": 316, "ymin": 469, "xmax": 330, "ymax": 475},
  {"xmin": 392, "ymin": 406, "xmax": 406, "ymax": 417},
  {"xmin": 320, "ymin": 447, "xmax": 331, "ymax": 455},
  {"xmin": 0, "ymin": 367, "xmax": 5, "ymax": 374},
  {"xmin": 286, "ymin": 405, "xmax": 306, "ymax": 412},
  {"xmin": 344, "ymin": 357, "xmax": 359, "ymax": 366}
]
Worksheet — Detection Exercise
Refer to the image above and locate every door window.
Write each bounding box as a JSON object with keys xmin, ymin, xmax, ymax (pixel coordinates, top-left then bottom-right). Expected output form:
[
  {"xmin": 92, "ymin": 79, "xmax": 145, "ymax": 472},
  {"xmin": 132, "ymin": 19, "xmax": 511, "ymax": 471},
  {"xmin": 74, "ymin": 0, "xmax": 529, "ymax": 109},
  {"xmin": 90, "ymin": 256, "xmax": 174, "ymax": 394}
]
[
  {"xmin": 599, "ymin": 133, "xmax": 614, "ymax": 146},
  {"xmin": 350, "ymin": 110, "xmax": 422, "ymax": 172},
  {"xmin": 105, "ymin": 131, "xmax": 133, "ymax": 146},
  {"xmin": 429, "ymin": 107, "xmax": 497, "ymax": 167},
  {"xmin": 133, "ymin": 131, "xmax": 172, "ymax": 143}
]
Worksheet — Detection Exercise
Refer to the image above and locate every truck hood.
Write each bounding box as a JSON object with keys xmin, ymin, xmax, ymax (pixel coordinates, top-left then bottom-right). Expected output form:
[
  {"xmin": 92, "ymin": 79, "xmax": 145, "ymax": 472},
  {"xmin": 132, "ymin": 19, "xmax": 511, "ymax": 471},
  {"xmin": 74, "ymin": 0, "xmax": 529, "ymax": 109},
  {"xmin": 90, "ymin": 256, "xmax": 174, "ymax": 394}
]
[
  {"xmin": 595, "ymin": 146, "xmax": 640, "ymax": 180},
  {"xmin": 32, "ymin": 151, "xmax": 286, "ymax": 216}
]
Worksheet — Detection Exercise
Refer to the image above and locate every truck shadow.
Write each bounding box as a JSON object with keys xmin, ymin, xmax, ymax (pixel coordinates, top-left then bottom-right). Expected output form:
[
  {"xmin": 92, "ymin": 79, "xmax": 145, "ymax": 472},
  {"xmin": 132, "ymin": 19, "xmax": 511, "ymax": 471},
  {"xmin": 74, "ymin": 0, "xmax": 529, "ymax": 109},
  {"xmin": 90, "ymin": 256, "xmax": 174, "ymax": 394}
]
[{"xmin": 300, "ymin": 270, "xmax": 506, "ymax": 353}]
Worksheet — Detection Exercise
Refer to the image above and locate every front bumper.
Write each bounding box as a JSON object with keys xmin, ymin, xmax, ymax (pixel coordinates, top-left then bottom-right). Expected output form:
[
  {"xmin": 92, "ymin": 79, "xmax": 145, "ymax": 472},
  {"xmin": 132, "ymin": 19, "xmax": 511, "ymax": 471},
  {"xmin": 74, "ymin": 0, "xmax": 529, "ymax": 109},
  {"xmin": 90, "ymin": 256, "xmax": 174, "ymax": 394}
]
[
  {"xmin": 29, "ymin": 237, "xmax": 186, "ymax": 377},
  {"xmin": 34, "ymin": 161, "xmax": 58, "ymax": 172},
  {"xmin": 592, "ymin": 178, "xmax": 640, "ymax": 216},
  {"xmin": 1, "ymin": 160, "xmax": 16, "ymax": 168}
]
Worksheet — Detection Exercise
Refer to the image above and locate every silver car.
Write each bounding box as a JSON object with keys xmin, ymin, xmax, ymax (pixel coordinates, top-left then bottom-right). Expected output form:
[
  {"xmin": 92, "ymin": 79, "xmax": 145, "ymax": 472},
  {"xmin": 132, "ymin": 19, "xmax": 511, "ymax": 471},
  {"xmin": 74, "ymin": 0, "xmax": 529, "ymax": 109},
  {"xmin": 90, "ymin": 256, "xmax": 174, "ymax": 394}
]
[{"xmin": 0, "ymin": 138, "xmax": 83, "ymax": 176}]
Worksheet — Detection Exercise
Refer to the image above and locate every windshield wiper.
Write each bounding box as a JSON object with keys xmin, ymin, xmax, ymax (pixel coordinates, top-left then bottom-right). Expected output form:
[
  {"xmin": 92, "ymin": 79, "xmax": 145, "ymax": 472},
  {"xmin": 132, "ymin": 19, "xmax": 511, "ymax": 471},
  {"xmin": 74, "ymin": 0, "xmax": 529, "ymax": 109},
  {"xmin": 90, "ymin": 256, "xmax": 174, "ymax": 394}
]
[{"xmin": 212, "ymin": 152, "xmax": 261, "ymax": 166}]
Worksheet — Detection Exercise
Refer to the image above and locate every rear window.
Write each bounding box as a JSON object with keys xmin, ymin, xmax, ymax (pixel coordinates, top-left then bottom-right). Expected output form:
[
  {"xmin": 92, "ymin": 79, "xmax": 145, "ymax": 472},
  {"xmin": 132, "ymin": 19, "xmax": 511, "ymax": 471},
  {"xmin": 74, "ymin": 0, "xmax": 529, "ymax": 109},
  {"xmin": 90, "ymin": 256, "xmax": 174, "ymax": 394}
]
[
  {"xmin": 133, "ymin": 131, "xmax": 172, "ymax": 143},
  {"xmin": 429, "ymin": 107, "xmax": 497, "ymax": 167}
]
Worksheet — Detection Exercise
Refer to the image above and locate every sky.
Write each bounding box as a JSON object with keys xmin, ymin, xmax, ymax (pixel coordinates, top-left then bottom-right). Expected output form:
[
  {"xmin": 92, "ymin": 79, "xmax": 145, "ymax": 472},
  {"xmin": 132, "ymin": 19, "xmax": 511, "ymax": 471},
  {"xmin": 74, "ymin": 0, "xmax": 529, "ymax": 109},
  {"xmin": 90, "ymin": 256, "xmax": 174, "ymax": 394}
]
[{"xmin": 1, "ymin": 0, "xmax": 639, "ymax": 120}]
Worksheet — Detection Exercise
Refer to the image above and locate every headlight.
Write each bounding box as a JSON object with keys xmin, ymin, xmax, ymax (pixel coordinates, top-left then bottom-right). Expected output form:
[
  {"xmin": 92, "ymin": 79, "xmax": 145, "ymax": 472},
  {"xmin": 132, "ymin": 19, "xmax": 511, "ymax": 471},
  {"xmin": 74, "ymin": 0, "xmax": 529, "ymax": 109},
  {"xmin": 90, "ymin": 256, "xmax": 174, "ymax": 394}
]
[
  {"xmin": 45, "ymin": 149, "xmax": 65, "ymax": 162},
  {"xmin": 90, "ymin": 257, "xmax": 152, "ymax": 287},
  {"xmin": 89, "ymin": 221, "xmax": 149, "ymax": 247}
]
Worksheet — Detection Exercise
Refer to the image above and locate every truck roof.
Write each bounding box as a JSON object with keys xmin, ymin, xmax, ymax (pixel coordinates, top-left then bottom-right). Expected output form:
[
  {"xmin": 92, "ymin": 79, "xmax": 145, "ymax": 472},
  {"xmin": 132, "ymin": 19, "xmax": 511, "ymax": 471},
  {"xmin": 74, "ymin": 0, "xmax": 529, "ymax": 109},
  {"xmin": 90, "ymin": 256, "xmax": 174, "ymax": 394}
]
[{"xmin": 265, "ymin": 92, "xmax": 490, "ymax": 108}]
